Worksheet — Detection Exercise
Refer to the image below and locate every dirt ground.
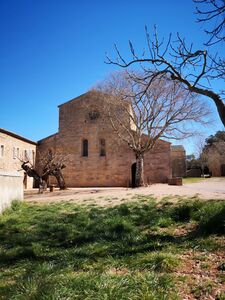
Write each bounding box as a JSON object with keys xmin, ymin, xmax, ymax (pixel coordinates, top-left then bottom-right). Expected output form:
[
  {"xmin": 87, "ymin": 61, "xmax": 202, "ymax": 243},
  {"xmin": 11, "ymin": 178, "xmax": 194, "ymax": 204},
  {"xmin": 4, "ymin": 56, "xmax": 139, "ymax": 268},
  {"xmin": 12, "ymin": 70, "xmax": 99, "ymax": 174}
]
[{"xmin": 24, "ymin": 177, "xmax": 225, "ymax": 206}]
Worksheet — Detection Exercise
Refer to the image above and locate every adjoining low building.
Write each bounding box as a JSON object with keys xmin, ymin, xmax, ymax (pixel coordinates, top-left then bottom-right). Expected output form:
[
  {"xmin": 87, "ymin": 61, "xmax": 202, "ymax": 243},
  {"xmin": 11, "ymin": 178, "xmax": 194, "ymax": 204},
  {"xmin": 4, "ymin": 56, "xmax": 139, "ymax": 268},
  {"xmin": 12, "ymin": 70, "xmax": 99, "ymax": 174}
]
[{"xmin": 0, "ymin": 128, "xmax": 36, "ymax": 189}]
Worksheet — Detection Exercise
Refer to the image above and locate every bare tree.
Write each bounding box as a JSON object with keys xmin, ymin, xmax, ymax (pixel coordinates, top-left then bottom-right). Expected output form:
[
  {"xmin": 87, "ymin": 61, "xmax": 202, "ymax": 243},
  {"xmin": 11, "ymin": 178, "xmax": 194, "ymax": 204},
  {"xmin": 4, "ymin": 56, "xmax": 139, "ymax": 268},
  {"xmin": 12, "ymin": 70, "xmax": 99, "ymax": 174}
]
[
  {"xmin": 37, "ymin": 150, "xmax": 67, "ymax": 190},
  {"xmin": 203, "ymin": 130, "xmax": 225, "ymax": 175},
  {"xmin": 192, "ymin": 130, "xmax": 225, "ymax": 176},
  {"xmin": 19, "ymin": 151, "xmax": 67, "ymax": 192},
  {"xmin": 106, "ymin": 27, "xmax": 225, "ymax": 126},
  {"xmin": 194, "ymin": 0, "xmax": 225, "ymax": 45},
  {"xmin": 97, "ymin": 72, "xmax": 210, "ymax": 187},
  {"xmin": 20, "ymin": 161, "xmax": 44, "ymax": 193},
  {"xmin": 201, "ymin": 142, "xmax": 225, "ymax": 175}
]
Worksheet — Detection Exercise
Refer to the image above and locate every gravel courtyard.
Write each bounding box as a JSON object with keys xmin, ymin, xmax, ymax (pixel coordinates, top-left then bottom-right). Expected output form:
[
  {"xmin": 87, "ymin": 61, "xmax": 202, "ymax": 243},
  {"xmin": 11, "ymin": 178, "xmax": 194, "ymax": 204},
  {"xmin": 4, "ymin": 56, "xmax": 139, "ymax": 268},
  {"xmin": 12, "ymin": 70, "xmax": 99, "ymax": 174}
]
[{"xmin": 25, "ymin": 177, "xmax": 225, "ymax": 205}]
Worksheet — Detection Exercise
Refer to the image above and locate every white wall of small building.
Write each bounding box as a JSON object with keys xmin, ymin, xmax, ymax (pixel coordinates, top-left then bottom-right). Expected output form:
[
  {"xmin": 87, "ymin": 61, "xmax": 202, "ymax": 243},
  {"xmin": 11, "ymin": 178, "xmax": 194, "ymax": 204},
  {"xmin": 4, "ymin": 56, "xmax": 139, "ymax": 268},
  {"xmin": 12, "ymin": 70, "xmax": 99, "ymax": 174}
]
[{"xmin": 0, "ymin": 172, "xmax": 23, "ymax": 213}]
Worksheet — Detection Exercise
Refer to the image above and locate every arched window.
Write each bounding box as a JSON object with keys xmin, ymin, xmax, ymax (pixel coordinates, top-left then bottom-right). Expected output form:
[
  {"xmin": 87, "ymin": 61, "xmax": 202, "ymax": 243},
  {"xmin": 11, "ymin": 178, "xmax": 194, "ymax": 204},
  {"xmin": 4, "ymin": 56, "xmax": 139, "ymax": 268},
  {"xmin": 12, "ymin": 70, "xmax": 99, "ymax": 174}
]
[
  {"xmin": 100, "ymin": 139, "xmax": 106, "ymax": 156},
  {"xmin": 82, "ymin": 139, "xmax": 88, "ymax": 157}
]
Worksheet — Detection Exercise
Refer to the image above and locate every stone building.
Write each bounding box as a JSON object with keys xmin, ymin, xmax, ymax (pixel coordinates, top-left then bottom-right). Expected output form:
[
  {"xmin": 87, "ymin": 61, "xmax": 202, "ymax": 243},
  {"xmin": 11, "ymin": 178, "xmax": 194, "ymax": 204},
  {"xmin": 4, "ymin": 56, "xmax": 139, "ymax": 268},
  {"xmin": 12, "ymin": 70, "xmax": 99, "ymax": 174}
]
[
  {"xmin": 171, "ymin": 145, "xmax": 186, "ymax": 178},
  {"xmin": 0, "ymin": 128, "xmax": 36, "ymax": 189},
  {"xmin": 37, "ymin": 91, "xmax": 172, "ymax": 187}
]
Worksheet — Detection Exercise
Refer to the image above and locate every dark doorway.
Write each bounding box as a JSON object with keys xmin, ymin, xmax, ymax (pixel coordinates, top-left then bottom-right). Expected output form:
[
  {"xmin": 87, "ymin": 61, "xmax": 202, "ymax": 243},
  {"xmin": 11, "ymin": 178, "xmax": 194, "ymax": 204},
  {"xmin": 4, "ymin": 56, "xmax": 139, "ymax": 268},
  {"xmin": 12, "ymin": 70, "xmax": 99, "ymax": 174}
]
[
  {"xmin": 221, "ymin": 164, "xmax": 225, "ymax": 176},
  {"xmin": 131, "ymin": 163, "xmax": 136, "ymax": 188}
]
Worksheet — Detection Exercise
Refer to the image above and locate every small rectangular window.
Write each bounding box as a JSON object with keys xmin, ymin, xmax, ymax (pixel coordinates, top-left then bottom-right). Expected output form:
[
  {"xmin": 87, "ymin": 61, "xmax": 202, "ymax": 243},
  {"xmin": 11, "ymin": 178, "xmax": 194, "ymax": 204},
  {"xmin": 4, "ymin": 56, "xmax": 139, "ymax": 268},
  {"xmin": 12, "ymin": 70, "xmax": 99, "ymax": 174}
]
[
  {"xmin": 0, "ymin": 145, "xmax": 4, "ymax": 157},
  {"xmin": 100, "ymin": 139, "xmax": 106, "ymax": 156},
  {"xmin": 24, "ymin": 150, "xmax": 28, "ymax": 161},
  {"xmin": 82, "ymin": 139, "xmax": 88, "ymax": 157},
  {"xmin": 32, "ymin": 150, "xmax": 35, "ymax": 164},
  {"xmin": 17, "ymin": 148, "xmax": 19, "ymax": 158},
  {"xmin": 13, "ymin": 147, "xmax": 16, "ymax": 159}
]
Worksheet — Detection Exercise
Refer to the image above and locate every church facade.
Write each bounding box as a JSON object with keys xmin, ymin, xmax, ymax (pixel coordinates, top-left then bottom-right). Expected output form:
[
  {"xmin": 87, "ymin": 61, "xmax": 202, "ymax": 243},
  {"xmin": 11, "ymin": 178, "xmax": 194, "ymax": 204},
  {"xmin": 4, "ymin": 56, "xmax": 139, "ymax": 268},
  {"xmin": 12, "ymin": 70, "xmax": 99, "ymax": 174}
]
[{"xmin": 37, "ymin": 91, "xmax": 172, "ymax": 187}]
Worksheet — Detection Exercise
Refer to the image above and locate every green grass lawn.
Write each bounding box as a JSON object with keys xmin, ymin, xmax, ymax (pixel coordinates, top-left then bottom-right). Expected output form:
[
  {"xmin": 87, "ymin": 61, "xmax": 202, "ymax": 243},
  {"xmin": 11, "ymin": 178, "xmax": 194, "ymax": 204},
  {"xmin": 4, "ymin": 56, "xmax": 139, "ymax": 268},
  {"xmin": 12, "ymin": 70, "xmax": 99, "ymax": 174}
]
[
  {"xmin": 182, "ymin": 177, "xmax": 207, "ymax": 184},
  {"xmin": 0, "ymin": 197, "xmax": 224, "ymax": 299},
  {"xmin": 183, "ymin": 177, "xmax": 225, "ymax": 184}
]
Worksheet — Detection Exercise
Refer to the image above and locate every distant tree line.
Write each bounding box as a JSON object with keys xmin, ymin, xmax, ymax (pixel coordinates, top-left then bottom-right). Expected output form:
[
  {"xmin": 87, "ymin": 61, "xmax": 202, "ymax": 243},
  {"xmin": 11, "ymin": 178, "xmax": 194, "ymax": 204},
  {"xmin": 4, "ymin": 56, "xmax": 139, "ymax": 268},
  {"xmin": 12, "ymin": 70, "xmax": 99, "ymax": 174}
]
[{"xmin": 187, "ymin": 131, "xmax": 225, "ymax": 176}]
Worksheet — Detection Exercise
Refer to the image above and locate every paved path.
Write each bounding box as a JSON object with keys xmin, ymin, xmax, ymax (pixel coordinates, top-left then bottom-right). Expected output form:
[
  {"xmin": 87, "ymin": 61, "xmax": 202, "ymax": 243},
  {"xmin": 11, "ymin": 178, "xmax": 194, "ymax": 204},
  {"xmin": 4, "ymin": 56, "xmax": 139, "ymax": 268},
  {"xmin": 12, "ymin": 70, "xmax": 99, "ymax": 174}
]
[
  {"xmin": 24, "ymin": 178, "xmax": 225, "ymax": 206},
  {"xmin": 182, "ymin": 178, "xmax": 225, "ymax": 193}
]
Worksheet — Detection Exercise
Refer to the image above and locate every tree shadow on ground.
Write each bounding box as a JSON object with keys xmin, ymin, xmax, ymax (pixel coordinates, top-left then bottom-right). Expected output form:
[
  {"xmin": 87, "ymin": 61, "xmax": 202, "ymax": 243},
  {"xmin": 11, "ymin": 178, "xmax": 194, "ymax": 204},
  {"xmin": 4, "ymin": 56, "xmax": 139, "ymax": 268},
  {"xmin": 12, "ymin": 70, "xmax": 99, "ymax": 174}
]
[
  {"xmin": 0, "ymin": 199, "xmax": 224, "ymax": 266},
  {"xmin": 0, "ymin": 199, "xmax": 224, "ymax": 299}
]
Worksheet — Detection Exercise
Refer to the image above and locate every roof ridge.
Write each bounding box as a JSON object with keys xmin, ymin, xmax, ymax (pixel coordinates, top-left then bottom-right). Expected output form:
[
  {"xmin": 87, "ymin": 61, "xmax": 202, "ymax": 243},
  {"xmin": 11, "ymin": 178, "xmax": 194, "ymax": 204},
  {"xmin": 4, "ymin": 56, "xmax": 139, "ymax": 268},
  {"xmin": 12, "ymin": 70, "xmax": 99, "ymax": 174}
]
[
  {"xmin": 0, "ymin": 128, "xmax": 37, "ymax": 145},
  {"xmin": 57, "ymin": 90, "xmax": 102, "ymax": 108}
]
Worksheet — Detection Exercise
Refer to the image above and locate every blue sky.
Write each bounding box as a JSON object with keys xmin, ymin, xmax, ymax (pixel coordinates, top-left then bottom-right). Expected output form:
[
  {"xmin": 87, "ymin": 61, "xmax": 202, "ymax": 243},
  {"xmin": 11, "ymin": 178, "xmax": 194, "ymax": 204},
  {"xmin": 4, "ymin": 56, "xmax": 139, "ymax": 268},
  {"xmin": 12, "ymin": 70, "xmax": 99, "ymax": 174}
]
[{"xmin": 0, "ymin": 0, "xmax": 224, "ymax": 154}]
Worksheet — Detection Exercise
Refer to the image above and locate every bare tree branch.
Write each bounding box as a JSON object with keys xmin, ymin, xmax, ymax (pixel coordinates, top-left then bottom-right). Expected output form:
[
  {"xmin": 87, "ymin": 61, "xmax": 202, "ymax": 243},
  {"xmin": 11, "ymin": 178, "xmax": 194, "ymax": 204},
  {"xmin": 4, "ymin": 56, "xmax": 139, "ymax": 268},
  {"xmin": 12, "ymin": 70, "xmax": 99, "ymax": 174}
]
[
  {"xmin": 194, "ymin": 0, "xmax": 225, "ymax": 45},
  {"xmin": 106, "ymin": 28, "xmax": 225, "ymax": 126}
]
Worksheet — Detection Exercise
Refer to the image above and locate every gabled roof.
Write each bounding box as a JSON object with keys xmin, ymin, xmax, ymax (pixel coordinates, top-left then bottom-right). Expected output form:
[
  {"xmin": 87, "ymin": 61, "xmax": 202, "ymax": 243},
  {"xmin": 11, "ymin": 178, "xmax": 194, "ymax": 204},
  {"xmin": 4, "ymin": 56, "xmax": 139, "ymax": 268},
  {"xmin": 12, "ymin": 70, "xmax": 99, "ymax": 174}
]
[
  {"xmin": 0, "ymin": 128, "xmax": 37, "ymax": 145},
  {"xmin": 58, "ymin": 90, "xmax": 99, "ymax": 108}
]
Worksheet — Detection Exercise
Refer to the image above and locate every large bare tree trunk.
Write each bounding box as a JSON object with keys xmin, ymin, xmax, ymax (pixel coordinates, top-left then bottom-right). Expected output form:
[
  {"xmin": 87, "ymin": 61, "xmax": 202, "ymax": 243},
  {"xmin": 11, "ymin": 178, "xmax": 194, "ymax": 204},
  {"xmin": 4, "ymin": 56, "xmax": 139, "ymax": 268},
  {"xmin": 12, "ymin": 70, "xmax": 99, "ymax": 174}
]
[
  {"xmin": 21, "ymin": 162, "xmax": 44, "ymax": 193},
  {"xmin": 135, "ymin": 153, "xmax": 144, "ymax": 187},
  {"xmin": 54, "ymin": 170, "xmax": 66, "ymax": 190},
  {"xmin": 39, "ymin": 178, "xmax": 47, "ymax": 194}
]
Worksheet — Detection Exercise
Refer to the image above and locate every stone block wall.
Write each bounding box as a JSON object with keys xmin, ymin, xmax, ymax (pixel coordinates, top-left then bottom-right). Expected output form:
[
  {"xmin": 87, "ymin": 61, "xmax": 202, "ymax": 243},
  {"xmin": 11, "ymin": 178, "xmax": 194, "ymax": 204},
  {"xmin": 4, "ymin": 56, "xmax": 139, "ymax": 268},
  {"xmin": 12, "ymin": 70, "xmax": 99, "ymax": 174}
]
[
  {"xmin": 144, "ymin": 140, "xmax": 171, "ymax": 184},
  {"xmin": 171, "ymin": 145, "xmax": 186, "ymax": 177},
  {"xmin": 37, "ymin": 91, "xmax": 172, "ymax": 187}
]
